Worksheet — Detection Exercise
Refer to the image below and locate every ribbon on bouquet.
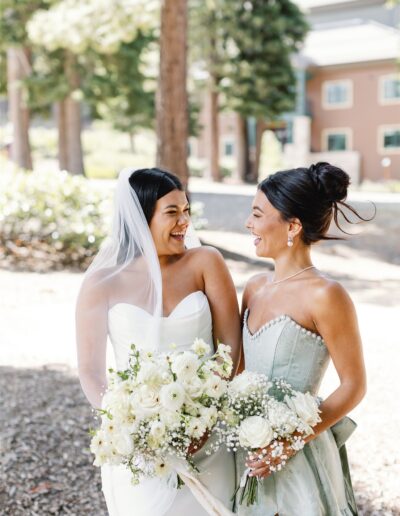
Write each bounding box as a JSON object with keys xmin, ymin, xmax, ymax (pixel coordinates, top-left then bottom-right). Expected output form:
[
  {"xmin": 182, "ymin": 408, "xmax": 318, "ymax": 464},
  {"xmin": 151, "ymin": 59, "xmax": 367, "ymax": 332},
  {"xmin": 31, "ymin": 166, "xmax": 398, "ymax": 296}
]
[
  {"xmin": 239, "ymin": 467, "xmax": 251, "ymax": 488},
  {"xmin": 171, "ymin": 459, "xmax": 235, "ymax": 516}
]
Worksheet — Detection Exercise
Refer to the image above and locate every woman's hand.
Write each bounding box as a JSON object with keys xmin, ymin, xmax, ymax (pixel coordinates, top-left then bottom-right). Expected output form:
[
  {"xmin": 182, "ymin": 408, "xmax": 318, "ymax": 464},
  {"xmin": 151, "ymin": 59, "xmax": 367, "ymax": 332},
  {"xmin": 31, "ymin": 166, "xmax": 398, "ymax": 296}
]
[{"xmin": 246, "ymin": 439, "xmax": 296, "ymax": 478}]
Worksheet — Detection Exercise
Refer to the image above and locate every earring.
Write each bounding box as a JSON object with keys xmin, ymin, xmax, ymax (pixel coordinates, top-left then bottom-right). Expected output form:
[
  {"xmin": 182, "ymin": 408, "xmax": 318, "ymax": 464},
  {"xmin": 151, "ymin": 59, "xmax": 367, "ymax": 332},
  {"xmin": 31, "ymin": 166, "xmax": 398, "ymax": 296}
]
[{"xmin": 287, "ymin": 236, "xmax": 294, "ymax": 247}]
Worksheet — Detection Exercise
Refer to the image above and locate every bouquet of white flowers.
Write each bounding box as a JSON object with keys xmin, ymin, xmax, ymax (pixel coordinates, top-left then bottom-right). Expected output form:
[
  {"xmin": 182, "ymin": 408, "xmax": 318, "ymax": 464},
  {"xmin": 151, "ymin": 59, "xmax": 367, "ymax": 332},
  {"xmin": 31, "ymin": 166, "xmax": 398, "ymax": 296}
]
[
  {"xmin": 215, "ymin": 371, "xmax": 321, "ymax": 506},
  {"xmin": 90, "ymin": 339, "xmax": 233, "ymax": 487}
]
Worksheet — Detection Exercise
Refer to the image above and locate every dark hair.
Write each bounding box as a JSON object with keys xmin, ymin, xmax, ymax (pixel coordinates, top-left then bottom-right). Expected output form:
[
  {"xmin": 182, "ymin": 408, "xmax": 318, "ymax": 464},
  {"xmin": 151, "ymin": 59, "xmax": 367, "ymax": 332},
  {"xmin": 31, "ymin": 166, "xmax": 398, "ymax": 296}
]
[
  {"xmin": 259, "ymin": 162, "xmax": 373, "ymax": 245},
  {"xmin": 128, "ymin": 168, "xmax": 184, "ymax": 223}
]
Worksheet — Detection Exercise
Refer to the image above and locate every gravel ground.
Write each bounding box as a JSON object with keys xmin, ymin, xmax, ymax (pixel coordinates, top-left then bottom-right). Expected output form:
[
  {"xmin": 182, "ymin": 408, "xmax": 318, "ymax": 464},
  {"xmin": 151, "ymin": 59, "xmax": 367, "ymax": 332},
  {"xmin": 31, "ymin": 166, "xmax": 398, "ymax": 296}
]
[
  {"xmin": 1, "ymin": 247, "xmax": 399, "ymax": 515},
  {"xmin": 0, "ymin": 366, "xmax": 107, "ymax": 515}
]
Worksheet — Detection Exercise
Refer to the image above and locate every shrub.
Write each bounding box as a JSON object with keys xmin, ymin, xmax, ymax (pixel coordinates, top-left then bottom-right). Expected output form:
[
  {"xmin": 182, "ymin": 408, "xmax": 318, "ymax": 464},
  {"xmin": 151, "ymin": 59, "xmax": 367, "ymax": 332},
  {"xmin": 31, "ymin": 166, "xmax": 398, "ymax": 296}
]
[
  {"xmin": 0, "ymin": 169, "xmax": 111, "ymax": 271},
  {"xmin": 0, "ymin": 169, "xmax": 206, "ymax": 271}
]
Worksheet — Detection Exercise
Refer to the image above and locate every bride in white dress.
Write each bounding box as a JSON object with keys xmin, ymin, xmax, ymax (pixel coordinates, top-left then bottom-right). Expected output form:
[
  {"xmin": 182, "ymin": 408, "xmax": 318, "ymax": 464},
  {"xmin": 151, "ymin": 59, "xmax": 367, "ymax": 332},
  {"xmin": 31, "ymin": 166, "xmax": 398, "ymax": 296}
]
[{"xmin": 76, "ymin": 168, "xmax": 241, "ymax": 516}]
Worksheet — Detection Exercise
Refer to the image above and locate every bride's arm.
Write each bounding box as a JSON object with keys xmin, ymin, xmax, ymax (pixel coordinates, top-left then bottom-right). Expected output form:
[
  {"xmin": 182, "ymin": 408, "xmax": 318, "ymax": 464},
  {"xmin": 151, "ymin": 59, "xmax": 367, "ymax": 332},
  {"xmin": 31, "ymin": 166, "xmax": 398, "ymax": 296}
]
[
  {"xmin": 75, "ymin": 277, "xmax": 108, "ymax": 409},
  {"xmin": 199, "ymin": 246, "xmax": 241, "ymax": 376}
]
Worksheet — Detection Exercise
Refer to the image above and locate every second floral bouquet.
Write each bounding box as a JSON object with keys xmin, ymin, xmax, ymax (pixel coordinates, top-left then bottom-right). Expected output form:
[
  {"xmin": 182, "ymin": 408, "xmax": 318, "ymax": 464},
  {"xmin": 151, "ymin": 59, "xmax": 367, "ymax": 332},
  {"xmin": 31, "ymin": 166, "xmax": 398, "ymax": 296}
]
[{"xmin": 213, "ymin": 370, "xmax": 321, "ymax": 506}]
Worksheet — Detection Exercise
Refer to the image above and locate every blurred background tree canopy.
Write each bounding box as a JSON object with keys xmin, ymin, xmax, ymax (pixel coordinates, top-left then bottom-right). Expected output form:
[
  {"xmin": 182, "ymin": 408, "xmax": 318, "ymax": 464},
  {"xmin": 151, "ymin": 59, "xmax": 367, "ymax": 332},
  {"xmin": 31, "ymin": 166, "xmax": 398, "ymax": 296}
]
[
  {"xmin": 0, "ymin": 0, "xmax": 309, "ymax": 267},
  {"xmin": 1, "ymin": 0, "xmax": 308, "ymax": 182}
]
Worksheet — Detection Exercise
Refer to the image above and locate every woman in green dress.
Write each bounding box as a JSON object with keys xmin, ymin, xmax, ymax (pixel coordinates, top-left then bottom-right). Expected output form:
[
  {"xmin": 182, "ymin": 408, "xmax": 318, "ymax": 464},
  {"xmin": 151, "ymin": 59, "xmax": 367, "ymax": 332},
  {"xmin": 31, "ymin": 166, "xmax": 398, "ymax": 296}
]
[{"xmin": 236, "ymin": 162, "xmax": 369, "ymax": 515}]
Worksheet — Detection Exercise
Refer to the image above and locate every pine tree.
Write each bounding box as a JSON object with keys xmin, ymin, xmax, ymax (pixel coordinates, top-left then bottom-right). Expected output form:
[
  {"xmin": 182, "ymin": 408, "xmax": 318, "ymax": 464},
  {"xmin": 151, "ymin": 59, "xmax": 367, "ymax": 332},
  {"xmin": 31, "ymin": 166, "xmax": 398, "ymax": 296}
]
[{"xmin": 218, "ymin": 0, "xmax": 309, "ymax": 181}]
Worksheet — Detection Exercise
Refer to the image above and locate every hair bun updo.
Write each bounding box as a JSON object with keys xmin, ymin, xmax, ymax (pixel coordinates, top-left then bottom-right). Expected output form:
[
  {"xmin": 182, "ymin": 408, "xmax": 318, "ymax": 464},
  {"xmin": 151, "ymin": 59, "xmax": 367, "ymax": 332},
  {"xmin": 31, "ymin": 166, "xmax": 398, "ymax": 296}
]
[{"xmin": 308, "ymin": 162, "xmax": 350, "ymax": 203}]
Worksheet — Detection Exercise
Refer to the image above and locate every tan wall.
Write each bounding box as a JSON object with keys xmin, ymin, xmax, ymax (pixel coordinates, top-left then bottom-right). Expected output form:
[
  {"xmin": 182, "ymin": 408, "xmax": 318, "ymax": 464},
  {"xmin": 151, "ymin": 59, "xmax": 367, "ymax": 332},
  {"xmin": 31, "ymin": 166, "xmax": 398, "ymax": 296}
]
[{"xmin": 307, "ymin": 62, "xmax": 400, "ymax": 181}]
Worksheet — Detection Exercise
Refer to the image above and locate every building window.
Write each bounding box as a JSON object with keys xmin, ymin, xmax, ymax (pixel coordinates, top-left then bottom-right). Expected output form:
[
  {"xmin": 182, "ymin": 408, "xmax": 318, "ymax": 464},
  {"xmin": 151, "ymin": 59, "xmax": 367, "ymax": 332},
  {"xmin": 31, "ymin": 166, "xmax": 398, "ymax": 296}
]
[
  {"xmin": 379, "ymin": 74, "xmax": 400, "ymax": 105},
  {"xmin": 322, "ymin": 128, "xmax": 352, "ymax": 151},
  {"xmin": 223, "ymin": 140, "xmax": 234, "ymax": 156},
  {"xmin": 322, "ymin": 80, "xmax": 353, "ymax": 109},
  {"xmin": 379, "ymin": 126, "xmax": 400, "ymax": 154}
]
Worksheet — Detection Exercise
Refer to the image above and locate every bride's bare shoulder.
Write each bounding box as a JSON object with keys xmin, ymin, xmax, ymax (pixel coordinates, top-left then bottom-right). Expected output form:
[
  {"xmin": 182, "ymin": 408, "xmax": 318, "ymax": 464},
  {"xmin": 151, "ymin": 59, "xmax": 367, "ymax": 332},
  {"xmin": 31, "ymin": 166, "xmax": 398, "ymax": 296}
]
[{"xmin": 185, "ymin": 245, "xmax": 225, "ymax": 268}]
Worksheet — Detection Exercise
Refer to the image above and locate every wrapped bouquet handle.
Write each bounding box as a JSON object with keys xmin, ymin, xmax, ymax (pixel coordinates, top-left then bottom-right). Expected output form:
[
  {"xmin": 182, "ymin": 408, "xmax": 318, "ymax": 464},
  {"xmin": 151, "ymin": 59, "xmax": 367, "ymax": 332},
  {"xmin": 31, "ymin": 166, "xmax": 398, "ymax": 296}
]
[{"xmin": 172, "ymin": 460, "xmax": 235, "ymax": 516}]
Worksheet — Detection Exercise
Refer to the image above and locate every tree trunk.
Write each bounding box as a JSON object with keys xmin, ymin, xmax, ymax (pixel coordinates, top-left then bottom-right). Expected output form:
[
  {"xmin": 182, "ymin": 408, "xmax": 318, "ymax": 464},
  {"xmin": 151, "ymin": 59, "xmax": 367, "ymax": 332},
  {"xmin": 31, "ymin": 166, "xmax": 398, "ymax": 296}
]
[
  {"xmin": 250, "ymin": 119, "xmax": 266, "ymax": 182},
  {"xmin": 207, "ymin": 78, "xmax": 220, "ymax": 182},
  {"xmin": 234, "ymin": 113, "xmax": 248, "ymax": 182},
  {"xmin": 7, "ymin": 46, "xmax": 33, "ymax": 170},
  {"xmin": 64, "ymin": 51, "xmax": 84, "ymax": 175},
  {"xmin": 156, "ymin": 0, "xmax": 188, "ymax": 189},
  {"xmin": 56, "ymin": 100, "xmax": 68, "ymax": 171}
]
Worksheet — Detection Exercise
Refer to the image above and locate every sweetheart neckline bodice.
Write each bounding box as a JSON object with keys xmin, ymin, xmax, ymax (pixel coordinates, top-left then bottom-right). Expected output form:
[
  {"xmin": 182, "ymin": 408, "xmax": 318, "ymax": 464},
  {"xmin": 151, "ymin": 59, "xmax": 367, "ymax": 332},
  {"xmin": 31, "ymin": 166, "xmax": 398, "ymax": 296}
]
[
  {"xmin": 108, "ymin": 290, "xmax": 206, "ymax": 319},
  {"xmin": 243, "ymin": 308, "xmax": 325, "ymax": 344}
]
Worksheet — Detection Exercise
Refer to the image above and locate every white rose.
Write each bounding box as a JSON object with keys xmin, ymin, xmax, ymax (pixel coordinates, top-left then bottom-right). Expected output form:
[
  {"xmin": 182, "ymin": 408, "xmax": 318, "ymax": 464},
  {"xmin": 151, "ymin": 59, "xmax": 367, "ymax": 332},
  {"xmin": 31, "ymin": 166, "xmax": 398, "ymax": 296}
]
[
  {"xmin": 160, "ymin": 382, "xmax": 185, "ymax": 411},
  {"xmin": 113, "ymin": 429, "xmax": 134, "ymax": 456},
  {"xmin": 285, "ymin": 392, "xmax": 321, "ymax": 427},
  {"xmin": 132, "ymin": 385, "xmax": 161, "ymax": 418},
  {"xmin": 191, "ymin": 338, "xmax": 211, "ymax": 357},
  {"xmin": 204, "ymin": 375, "xmax": 227, "ymax": 398},
  {"xmin": 238, "ymin": 416, "xmax": 274, "ymax": 449},
  {"xmin": 187, "ymin": 417, "xmax": 208, "ymax": 440},
  {"xmin": 171, "ymin": 352, "xmax": 200, "ymax": 381},
  {"xmin": 160, "ymin": 409, "xmax": 181, "ymax": 427},
  {"xmin": 229, "ymin": 371, "xmax": 264, "ymax": 396},
  {"xmin": 184, "ymin": 376, "xmax": 205, "ymax": 398},
  {"xmin": 137, "ymin": 362, "xmax": 163, "ymax": 387},
  {"xmin": 267, "ymin": 399, "xmax": 298, "ymax": 434}
]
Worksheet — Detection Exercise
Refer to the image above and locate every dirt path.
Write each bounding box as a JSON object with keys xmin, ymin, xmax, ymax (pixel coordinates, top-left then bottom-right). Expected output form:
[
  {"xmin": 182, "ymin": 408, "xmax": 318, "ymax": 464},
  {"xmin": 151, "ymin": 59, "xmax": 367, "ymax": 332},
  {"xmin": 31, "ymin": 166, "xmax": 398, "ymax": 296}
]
[{"xmin": 1, "ymin": 251, "xmax": 399, "ymax": 514}]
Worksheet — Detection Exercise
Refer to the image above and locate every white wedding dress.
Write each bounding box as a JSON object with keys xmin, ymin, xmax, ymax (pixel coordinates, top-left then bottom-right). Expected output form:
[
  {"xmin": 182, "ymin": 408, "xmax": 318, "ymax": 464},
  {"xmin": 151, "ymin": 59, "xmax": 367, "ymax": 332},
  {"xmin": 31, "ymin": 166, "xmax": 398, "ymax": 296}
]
[{"xmin": 101, "ymin": 290, "xmax": 236, "ymax": 516}]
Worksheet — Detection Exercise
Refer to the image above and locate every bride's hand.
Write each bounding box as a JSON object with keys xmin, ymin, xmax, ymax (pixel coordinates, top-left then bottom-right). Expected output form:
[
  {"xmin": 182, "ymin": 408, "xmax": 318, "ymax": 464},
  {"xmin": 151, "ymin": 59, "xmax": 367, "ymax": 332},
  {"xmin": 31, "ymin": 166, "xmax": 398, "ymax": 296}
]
[
  {"xmin": 187, "ymin": 431, "xmax": 210, "ymax": 455},
  {"xmin": 246, "ymin": 439, "xmax": 296, "ymax": 478}
]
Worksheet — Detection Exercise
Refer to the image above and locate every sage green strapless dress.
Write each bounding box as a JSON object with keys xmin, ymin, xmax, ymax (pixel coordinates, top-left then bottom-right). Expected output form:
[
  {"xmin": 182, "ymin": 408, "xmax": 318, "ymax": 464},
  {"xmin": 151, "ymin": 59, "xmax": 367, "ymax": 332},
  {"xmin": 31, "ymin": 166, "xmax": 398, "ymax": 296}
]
[{"xmin": 235, "ymin": 310, "xmax": 358, "ymax": 516}]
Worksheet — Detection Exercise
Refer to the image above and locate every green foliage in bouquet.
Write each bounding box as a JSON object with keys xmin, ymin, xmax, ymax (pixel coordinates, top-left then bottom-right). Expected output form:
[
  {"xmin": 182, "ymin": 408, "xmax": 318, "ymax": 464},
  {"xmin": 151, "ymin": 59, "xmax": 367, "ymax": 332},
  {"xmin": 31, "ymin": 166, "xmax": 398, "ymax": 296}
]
[{"xmin": 0, "ymin": 169, "xmax": 111, "ymax": 271}]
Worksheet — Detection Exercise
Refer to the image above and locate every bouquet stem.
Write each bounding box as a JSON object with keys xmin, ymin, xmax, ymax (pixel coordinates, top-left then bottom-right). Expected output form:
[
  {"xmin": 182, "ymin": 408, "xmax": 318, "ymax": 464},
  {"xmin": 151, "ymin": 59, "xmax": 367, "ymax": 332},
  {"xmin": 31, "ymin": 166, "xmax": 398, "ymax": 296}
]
[{"xmin": 238, "ymin": 470, "xmax": 259, "ymax": 506}]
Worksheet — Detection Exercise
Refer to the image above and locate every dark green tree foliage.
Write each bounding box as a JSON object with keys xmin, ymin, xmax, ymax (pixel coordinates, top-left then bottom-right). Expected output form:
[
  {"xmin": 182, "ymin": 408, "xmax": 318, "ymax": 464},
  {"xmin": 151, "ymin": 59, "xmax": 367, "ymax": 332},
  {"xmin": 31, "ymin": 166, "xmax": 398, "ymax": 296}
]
[
  {"xmin": 218, "ymin": 0, "xmax": 309, "ymax": 118},
  {"xmin": 24, "ymin": 50, "xmax": 69, "ymax": 116}
]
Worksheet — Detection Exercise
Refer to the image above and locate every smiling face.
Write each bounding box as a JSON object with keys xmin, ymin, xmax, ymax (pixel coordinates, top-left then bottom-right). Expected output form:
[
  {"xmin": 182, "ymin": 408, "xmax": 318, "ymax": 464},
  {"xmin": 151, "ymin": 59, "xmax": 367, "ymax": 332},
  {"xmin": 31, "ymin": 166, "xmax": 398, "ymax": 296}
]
[
  {"xmin": 149, "ymin": 189, "xmax": 190, "ymax": 256},
  {"xmin": 246, "ymin": 189, "xmax": 292, "ymax": 258}
]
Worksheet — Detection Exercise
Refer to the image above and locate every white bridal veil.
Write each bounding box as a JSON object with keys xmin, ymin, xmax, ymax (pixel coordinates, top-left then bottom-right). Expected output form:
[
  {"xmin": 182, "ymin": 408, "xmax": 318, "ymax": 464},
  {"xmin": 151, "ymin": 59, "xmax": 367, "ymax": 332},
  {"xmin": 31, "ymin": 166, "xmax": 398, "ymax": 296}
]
[{"xmin": 76, "ymin": 168, "xmax": 164, "ymax": 408}]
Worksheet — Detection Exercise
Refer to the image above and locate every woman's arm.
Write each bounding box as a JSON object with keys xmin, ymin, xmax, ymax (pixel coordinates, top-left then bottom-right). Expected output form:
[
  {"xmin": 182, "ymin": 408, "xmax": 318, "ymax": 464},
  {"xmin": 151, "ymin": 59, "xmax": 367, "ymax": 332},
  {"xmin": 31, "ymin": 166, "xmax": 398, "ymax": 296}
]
[
  {"xmin": 75, "ymin": 277, "xmax": 109, "ymax": 409},
  {"xmin": 307, "ymin": 280, "xmax": 366, "ymax": 436},
  {"xmin": 199, "ymin": 246, "xmax": 242, "ymax": 376}
]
